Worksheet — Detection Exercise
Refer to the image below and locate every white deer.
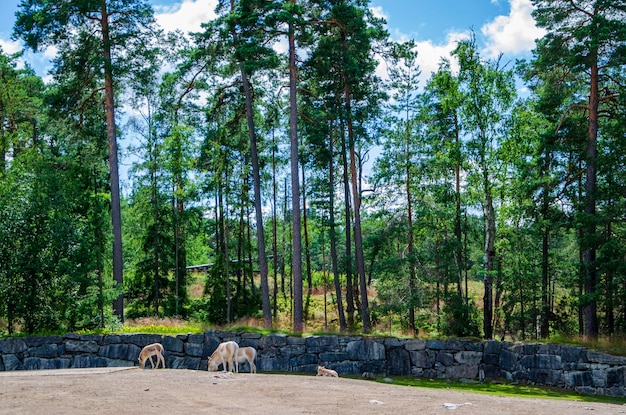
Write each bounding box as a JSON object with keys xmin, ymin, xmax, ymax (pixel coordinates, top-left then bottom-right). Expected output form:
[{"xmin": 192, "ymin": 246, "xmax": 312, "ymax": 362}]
[
  {"xmin": 138, "ymin": 343, "xmax": 166, "ymax": 369},
  {"xmin": 235, "ymin": 346, "xmax": 257, "ymax": 374},
  {"xmin": 316, "ymin": 365, "xmax": 338, "ymax": 377},
  {"xmin": 207, "ymin": 341, "xmax": 239, "ymax": 373}
]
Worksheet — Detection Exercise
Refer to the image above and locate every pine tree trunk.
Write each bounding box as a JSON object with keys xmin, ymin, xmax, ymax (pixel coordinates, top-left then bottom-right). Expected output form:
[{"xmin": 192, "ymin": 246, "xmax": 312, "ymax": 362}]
[
  {"xmin": 100, "ymin": 4, "xmax": 123, "ymax": 323},
  {"xmin": 583, "ymin": 57, "xmax": 599, "ymax": 340},
  {"xmin": 328, "ymin": 123, "xmax": 347, "ymax": 331},
  {"xmin": 288, "ymin": 17, "xmax": 304, "ymax": 332}
]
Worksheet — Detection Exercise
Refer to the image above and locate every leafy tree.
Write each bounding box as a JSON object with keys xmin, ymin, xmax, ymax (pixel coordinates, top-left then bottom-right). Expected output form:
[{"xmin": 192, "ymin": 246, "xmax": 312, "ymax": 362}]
[
  {"xmin": 530, "ymin": 0, "xmax": 626, "ymax": 339},
  {"xmin": 453, "ymin": 36, "xmax": 516, "ymax": 339},
  {"xmin": 373, "ymin": 40, "xmax": 421, "ymax": 333},
  {"xmin": 307, "ymin": 0, "xmax": 388, "ymax": 333},
  {"xmin": 14, "ymin": 0, "xmax": 157, "ymax": 322}
]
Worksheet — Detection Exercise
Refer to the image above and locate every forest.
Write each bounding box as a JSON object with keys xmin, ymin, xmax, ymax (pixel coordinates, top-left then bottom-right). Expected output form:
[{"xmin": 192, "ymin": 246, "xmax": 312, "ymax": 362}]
[{"xmin": 0, "ymin": 0, "xmax": 625, "ymax": 341}]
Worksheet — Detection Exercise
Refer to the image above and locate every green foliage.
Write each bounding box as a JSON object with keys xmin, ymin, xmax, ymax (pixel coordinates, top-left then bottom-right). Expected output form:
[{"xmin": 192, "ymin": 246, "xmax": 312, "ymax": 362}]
[
  {"xmin": 385, "ymin": 377, "xmax": 626, "ymax": 405},
  {"xmin": 441, "ymin": 294, "xmax": 481, "ymax": 338}
]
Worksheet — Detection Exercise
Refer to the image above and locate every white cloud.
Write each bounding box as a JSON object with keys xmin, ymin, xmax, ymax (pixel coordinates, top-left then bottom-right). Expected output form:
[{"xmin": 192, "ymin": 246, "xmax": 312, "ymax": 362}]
[
  {"xmin": 155, "ymin": 0, "xmax": 219, "ymax": 35},
  {"xmin": 377, "ymin": 29, "xmax": 468, "ymax": 89},
  {"xmin": 481, "ymin": 0, "xmax": 546, "ymax": 58},
  {"xmin": 370, "ymin": 6, "xmax": 389, "ymax": 21},
  {"xmin": 0, "ymin": 38, "xmax": 22, "ymax": 55},
  {"xmin": 413, "ymin": 31, "xmax": 469, "ymax": 82}
]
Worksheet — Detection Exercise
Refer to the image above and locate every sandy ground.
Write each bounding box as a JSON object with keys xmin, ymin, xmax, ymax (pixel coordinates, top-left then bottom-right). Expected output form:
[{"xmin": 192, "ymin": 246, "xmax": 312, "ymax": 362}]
[{"xmin": 0, "ymin": 368, "xmax": 624, "ymax": 415}]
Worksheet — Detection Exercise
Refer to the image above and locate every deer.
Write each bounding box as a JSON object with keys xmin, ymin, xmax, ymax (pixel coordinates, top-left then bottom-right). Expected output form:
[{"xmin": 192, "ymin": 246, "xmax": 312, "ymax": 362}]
[
  {"xmin": 235, "ymin": 346, "xmax": 257, "ymax": 374},
  {"xmin": 316, "ymin": 365, "xmax": 338, "ymax": 377},
  {"xmin": 138, "ymin": 343, "xmax": 166, "ymax": 369},
  {"xmin": 207, "ymin": 341, "xmax": 239, "ymax": 373}
]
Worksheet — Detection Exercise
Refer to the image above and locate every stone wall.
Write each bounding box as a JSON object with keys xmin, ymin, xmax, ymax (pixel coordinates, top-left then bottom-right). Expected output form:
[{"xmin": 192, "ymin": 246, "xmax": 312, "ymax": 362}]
[{"xmin": 1, "ymin": 331, "xmax": 625, "ymax": 397}]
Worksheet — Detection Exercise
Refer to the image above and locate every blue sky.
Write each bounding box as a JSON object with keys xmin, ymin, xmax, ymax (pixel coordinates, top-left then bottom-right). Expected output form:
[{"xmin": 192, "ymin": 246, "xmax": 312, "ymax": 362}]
[{"xmin": 1, "ymin": 0, "xmax": 544, "ymax": 84}]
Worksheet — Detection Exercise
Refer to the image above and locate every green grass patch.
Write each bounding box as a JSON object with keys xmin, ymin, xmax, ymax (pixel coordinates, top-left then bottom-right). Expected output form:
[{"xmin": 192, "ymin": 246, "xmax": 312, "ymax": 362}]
[{"xmin": 378, "ymin": 377, "xmax": 626, "ymax": 405}]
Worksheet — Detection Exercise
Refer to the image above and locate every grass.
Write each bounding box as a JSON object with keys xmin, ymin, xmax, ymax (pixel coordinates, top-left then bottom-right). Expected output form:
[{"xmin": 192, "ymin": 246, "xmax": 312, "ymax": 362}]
[{"xmin": 372, "ymin": 376, "xmax": 626, "ymax": 406}]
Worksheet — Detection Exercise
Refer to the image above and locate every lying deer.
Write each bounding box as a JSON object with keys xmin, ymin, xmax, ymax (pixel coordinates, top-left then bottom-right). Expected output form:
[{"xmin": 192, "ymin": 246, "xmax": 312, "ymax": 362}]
[
  {"xmin": 208, "ymin": 341, "xmax": 239, "ymax": 373},
  {"xmin": 316, "ymin": 365, "xmax": 338, "ymax": 377},
  {"xmin": 235, "ymin": 346, "xmax": 257, "ymax": 374},
  {"xmin": 138, "ymin": 343, "xmax": 166, "ymax": 369}
]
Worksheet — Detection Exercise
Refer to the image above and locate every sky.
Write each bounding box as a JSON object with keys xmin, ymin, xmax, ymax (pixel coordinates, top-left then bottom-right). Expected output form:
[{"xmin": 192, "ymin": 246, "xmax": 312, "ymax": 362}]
[
  {"xmin": 1, "ymin": 0, "xmax": 545, "ymax": 85},
  {"xmin": 0, "ymin": 0, "xmax": 545, "ymax": 182}
]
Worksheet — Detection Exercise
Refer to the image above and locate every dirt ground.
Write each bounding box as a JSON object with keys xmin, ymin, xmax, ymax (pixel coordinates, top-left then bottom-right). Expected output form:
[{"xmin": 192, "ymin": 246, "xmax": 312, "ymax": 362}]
[{"xmin": 0, "ymin": 367, "xmax": 624, "ymax": 415}]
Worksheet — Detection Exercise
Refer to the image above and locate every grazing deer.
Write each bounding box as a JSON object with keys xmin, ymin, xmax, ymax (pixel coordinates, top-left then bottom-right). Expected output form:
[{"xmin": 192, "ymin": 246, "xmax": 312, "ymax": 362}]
[
  {"xmin": 235, "ymin": 346, "xmax": 257, "ymax": 374},
  {"xmin": 138, "ymin": 343, "xmax": 166, "ymax": 369},
  {"xmin": 208, "ymin": 341, "xmax": 239, "ymax": 373},
  {"xmin": 316, "ymin": 365, "xmax": 338, "ymax": 377}
]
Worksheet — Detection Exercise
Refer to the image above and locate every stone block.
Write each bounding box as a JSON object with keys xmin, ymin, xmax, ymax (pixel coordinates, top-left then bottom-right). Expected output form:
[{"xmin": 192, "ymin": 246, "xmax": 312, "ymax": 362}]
[
  {"xmin": 98, "ymin": 343, "xmax": 141, "ymax": 362},
  {"xmin": 445, "ymin": 339, "xmax": 464, "ymax": 351},
  {"xmin": 24, "ymin": 336, "xmax": 63, "ymax": 348},
  {"xmin": 454, "ymin": 351, "xmax": 483, "ymax": 366},
  {"xmin": 410, "ymin": 350, "xmax": 435, "ymax": 369},
  {"xmin": 587, "ymin": 351, "xmax": 626, "ymax": 365},
  {"xmin": 29, "ymin": 343, "xmax": 59, "ymax": 359},
  {"xmin": 404, "ymin": 339, "xmax": 427, "ymax": 351},
  {"xmin": 446, "ymin": 364, "xmax": 478, "ymax": 380},
  {"xmin": 357, "ymin": 361, "xmax": 385, "ymax": 375},
  {"xmin": 592, "ymin": 368, "xmax": 608, "ymax": 387},
  {"xmin": 386, "ymin": 347, "xmax": 410, "ymax": 376},
  {"xmin": 291, "ymin": 353, "xmax": 318, "ymax": 366},
  {"xmin": 24, "ymin": 357, "xmax": 71, "ymax": 370},
  {"xmin": 102, "ymin": 335, "xmax": 122, "ymax": 345},
  {"xmin": 65, "ymin": 340, "xmax": 100, "ymax": 354},
  {"xmin": 259, "ymin": 334, "xmax": 288, "ymax": 348},
  {"xmin": 520, "ymin": 354, "xmax": 562, "ymax": 370},
  {"xmin": 463, "ymin": 341, "xmax": 484, "ymax": 352},
  {"xmin": 185, "ymin": 342, "xmax": 204, "ymax": 357},
  {"xmin": 257, "ymin": 354, "xmax": 290, "ymax": 372},
  {"xmin": 3, "ymin": 354, "xmax": 24, "ymax": 370},
  {"xmin": 305, "ymin": 335, "xmax": 339, "ymax": 353},
  {"xmin": 384, "ymin": 337, "xmax": 402, "ymax": 348},
  {"xmin": 499, "ymin": 349, "xmax": 518, "ymax": 371},
  {"xmin": 483, "ymin": 340, "xmax": 501, "ymax": 355},
  {"xmin": 435, "ymin": 351, "xmax": 455, "ymax": 366},
  {"xmin": 559, "ymin": 346, "xmax": 585, "ymax": 363},
  {"xmin": 528, "ymin": 368, "xmax": 562, "ymax": 386},
  {"xmin": 168, "ymin": 356, "xmax": 200, "ymax": 370},
  {"xmin": 606, "ymin": 367, "xmax": 625, "ymax": 388},
  {"xmin": 162, "ymin": 336, "xmax": 184, "ymax": 353},
  {"xmin": 346, "ymin": 340, "xmax": 385, "ymax": 361},
  {"xmin": 426, "ymin": 339, "xmax": 446, "ymax": 350},
  {"xmin": 480, "ymin": 363, "xmax": 500, "ymax": 379},
  {"xmin": 319, "ymin": 352, "xmax": 349, "ymax": 362},
  {"xmin": 283, "ymin": 344, "xmax": 306, "ymax": 357},
  {"xmin": 0, "ymin": 338, "xmax": 27, "ymax": 354},
  {"xmin": 72, "ymin": 354, "xmax": 108, "ymax": 368},
  {"xmin": 483, "ymin": 353, "xmax": 499, "ymax": 366}
]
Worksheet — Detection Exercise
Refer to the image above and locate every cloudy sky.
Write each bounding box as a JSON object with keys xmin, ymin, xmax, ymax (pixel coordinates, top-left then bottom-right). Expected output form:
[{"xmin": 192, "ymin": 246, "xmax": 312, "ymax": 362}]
[{"xmin": 1, "ymin": 0, "xmax": 544, "ymax": 84}]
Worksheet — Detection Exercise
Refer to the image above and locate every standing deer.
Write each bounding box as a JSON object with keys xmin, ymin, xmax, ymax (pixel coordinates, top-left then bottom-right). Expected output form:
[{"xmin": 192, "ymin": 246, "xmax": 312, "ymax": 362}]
[
  {"xmin": 138, "ymin": 343, "xmax": 166, "ymax": 369},
  {"xmin": 207, "ymin": 341, "xmax": 239, "ymax": 373},
  {"xmin": 235, "ymin": 346, "xmax": 257, "ymax": 374}
]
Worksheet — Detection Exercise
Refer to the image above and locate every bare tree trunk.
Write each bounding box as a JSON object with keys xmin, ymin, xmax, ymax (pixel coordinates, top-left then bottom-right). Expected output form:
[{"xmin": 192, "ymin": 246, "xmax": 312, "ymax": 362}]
[
  {"xmin": 345, "ymin": 83, "xmax": 370, "ymax": 333},
  {"xmin": 302, "ymin": 168, "xmax": 313, "ymax": 295},
  {"xmin": 272, "ymin": 128, "xmax": 279, "ymax": 320},
  {"xmin": 100, "ymin": 3, "xmax": 123, "ymax": 323},
  {"xmin": 218, "ymin": 184, "xmax": 231, "ymax": 323},
  {"xmin": 340, "ymin": 118, "xmax": 355, "ymax": 327},
  {"xmin": 328, "ymin": 123, "xmax": 347, "ymax": 331},
  {"xmin": 453, "ymin": 113, "xmax": 463, "ymax": 299},
  {"xmin": 405, "ymin": 120, "xmax": 416, "ymax": 335},
  {"xmin": 483, "ymin": 174, "xmax": 496, "ymax": 340},
  {"xmin": 583, "ymin": 58, "xmax": 599, "ymax": 340},
  {"xmin": 288, "ymin": 13, "xmax": 304, "ymax": 332}
]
